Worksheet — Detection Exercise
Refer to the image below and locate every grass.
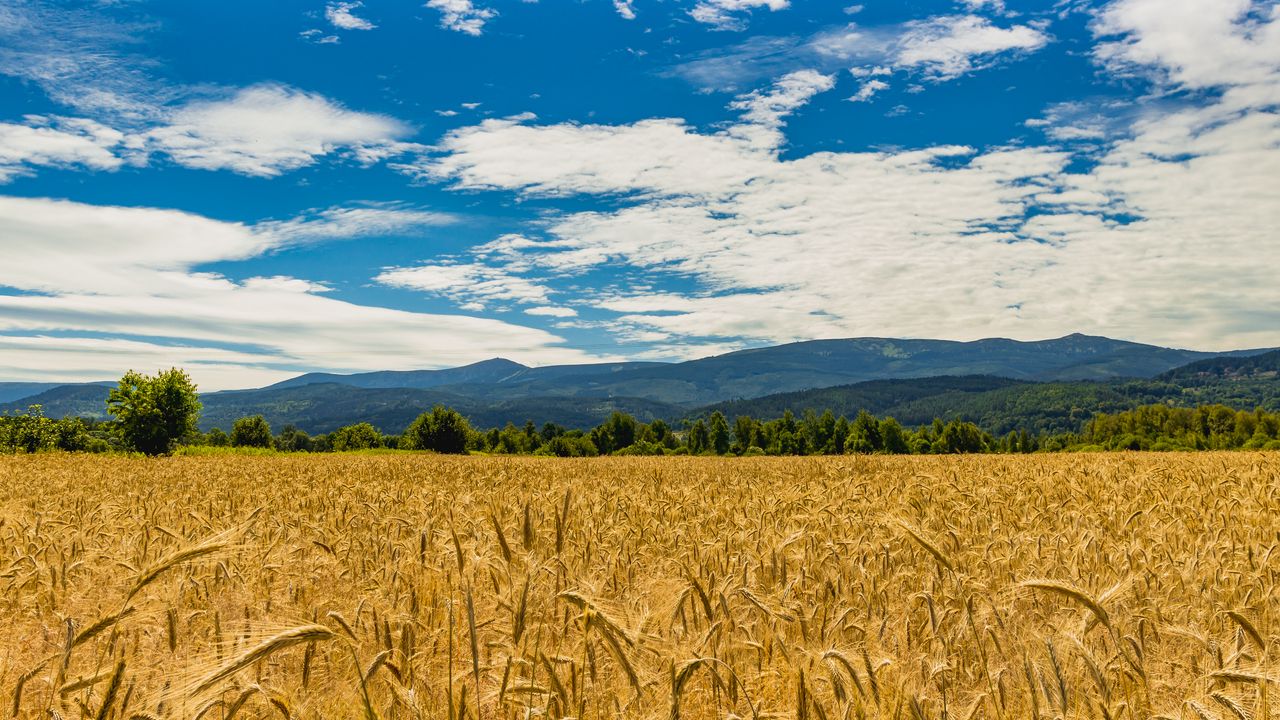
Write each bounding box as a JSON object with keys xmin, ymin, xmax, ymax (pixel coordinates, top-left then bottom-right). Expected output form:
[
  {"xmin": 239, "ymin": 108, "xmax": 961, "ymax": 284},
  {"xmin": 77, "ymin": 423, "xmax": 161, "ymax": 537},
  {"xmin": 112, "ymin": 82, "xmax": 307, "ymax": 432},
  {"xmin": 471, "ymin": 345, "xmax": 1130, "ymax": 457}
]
[{"xmin": 1, "ymin": 452, "xmax": 1277, "ymax": 719}]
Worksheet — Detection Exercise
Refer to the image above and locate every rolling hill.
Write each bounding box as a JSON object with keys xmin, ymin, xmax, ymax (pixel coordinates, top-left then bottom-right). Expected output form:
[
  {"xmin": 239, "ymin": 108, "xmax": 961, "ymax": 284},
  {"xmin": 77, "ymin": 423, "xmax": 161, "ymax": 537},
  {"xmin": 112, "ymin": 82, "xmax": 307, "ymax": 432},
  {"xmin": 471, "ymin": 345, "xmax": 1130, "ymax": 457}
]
[
  {"xmin": 3, "ymin": 335, "xmax": 1275, "ymax": 434},
  {"xmin": 255, "ymin": 334, "xmax": 1271, "ymax": 406}
]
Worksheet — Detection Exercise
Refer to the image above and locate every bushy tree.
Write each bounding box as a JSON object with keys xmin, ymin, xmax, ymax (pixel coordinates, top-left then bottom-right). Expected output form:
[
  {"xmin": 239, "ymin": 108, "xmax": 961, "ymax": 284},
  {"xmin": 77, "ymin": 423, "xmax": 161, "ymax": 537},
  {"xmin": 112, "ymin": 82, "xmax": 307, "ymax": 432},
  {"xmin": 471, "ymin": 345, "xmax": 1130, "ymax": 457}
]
[
  {"xmin": 402, "ymin": 406, "xmax": 472, "ymax": 453},
  {"xmin": 539, "ymin": 433, "xmax": 598, "ymax": 457},
  {"xmin": 330, "ymin": 422, "xmax": 381, "ymax": 451},
  {"xmin": 846, "ymin": 410, "xmax": 883, "ymax": 454},
  {"xmin": 592, "ymin": 412, "xmax": 638, "ymax": 454},
  {"xmin": 275, "ymin": 425, "xmax": 312, "ymax": 452},
  {"xmin": 231, "ymin": 415, "xmax": 273, "ymax": 448},
  {"xmin": 106, "ymin": 368, "xmax": 202, "ymax": 455}
]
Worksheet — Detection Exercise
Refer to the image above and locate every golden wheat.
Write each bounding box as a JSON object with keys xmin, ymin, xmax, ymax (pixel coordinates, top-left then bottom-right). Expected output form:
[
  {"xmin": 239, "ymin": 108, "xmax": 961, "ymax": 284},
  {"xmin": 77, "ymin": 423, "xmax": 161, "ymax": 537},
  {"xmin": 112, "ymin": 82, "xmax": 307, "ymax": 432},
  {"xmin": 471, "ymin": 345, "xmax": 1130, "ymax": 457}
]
[{"xmin": 0, "ymin": 452, "xmax": 1277, "ymax": 719}]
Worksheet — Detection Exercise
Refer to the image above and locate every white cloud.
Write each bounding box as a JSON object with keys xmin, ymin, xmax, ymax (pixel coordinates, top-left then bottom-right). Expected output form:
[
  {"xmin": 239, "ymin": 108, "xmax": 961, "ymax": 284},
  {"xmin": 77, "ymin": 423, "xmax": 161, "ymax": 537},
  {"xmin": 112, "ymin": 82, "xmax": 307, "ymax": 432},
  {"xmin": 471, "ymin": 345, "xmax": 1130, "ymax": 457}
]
[
  {"xmin": 0, "ymin": 116, "xmax": 127, "ymax": 182},
  {"xmin": 0, "ymin": 0, "xmax": 173, "ymax": 121},
  {"xmin": 525, "ymin": 306, "xmax": 578, "ymax": 318},
  {"xmin": 256, "ymin": 205, "xmax": 458, "ymax": 243},
  {"xmin": 689, "ymin": 0, "xmax": 789, "ymax": 31},
  {"xmin": 375, "ymin": 262, "xmax": 556, "ymax": 308},
  {"xmin": 960, "ymin": 0, "xmax": 1006, "ymax": 13},
  {"xmin": 0, "ymin": 336, "xmax": 298, "ymax": 390},
  {"xmin": 326, "ymin": 1, "xmax": 376, "ymax": 30},
  {"xmin": 850, "ymin": 79, "xmax": 889, "ymax": 102},
  {"xmin": 0, "ymin": 196, "xmax": 595, "ymax": 389},
  {"xmin": 146, "ymin": 84, "xmax": 415, "ymax": 176},
  {"xmin": 1092, "ymin": 0, "xmax": 1280, "ymax": 92},
  {"xmin": 727, "ymin": 70, "xmax": 836, "ymax": 148},
  {"xmin": 408, "ymin": 67, "xmax": 1280, "ymax": 351},
  {"xmin": 614, "ymin": 0, "xmax": 637, "ymax": 20},
  {"xmin": 673, "ymin": 14, "xmax": 1050, "ymax": 90},
  {"xmin": 892, "ymin": 15, "xmax": 1049, "ymax": 79},
  {"xmin": 426, "ymin": 0, "xmax": 496, "ymax": 36}
]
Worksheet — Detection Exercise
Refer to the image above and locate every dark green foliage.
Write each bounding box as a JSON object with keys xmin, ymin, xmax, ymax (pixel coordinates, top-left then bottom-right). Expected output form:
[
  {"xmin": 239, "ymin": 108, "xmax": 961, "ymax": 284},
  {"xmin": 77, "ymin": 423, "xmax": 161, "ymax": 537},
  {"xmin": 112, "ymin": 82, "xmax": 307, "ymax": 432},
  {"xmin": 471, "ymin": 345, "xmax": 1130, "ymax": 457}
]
[
  {"xmin": 591, "ymin": 411, "xmax": 639, "ymax": 454},
  {"xmin": 230, "ymin": 415, "xmax": 273, "ymax": 448},
  {"xmin": 846, "ymin": 410, "xmax": 883, "ymax": 454},
  {"xmin": 402, "ymin": 406, "xmax": 472, "ymax": 453},
  {"xmin": 708, "ymin": 411, "xmax": 730, "ymax": 455},
  {"xmin": 106, "ymin": 369, "xmax": 202, "ymax": 455},
  {"xmin": 329, "ymin": 422, "xmax": 382, "ymax": 451},
  {"xmin": 0, "ymin": 406, "xmax": 107, "ymax": 453},
  {"xmin": 538, "ymin": 433, "xmax": 598, "ymax": 457},
  {"xmin": 1079, "ymin": 404, "xmax": 1280, "ymax": 451},
  {"xmin": 686, "ymin": 419, "xmax": 710, "ymax": 455},
  {"xmin": 274, "ymin": 425, "xmax": 312, "ymax": 452}
]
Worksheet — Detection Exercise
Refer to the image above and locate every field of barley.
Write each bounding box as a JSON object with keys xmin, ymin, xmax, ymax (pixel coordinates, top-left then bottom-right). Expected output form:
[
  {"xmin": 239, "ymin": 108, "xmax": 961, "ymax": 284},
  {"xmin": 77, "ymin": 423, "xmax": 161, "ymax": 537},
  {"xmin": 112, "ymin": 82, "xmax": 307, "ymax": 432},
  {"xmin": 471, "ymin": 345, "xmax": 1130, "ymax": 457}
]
[{"xmin": 1, "ymin": 453, "xmax": 1277, "ymax": 720}]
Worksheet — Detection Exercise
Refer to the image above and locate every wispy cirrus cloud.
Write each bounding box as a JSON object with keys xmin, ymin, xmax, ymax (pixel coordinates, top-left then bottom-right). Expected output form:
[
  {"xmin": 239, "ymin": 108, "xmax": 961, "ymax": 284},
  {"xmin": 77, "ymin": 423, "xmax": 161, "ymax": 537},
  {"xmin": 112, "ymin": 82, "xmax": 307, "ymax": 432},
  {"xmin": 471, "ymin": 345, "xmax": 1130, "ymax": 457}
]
[
  {"xmin": 671, "ymin": 13, "xmax": 1050, "ymax": 91},
  {"xmin": 0, "ymin": 2, "xmax": 421, "ymax": 180},
  {"xmin": 689, "ymin": 0, "xmax": 790, "ymax": 31},
  {"xmin": 0, "ymin": 196, "xmax": 594, "ymax": 389}
]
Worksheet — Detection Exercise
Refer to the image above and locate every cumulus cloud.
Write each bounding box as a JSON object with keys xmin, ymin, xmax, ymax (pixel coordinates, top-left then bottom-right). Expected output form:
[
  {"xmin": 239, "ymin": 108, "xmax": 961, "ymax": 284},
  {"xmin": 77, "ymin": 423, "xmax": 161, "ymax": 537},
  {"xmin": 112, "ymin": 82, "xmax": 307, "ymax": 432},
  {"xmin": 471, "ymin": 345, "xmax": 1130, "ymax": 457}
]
[
  {"xmin": 406, "ymin": 58, "xmax": 1280, "ymax": 351},
  {"xmin": 0, "ymin": 116, "xmax": 128, "ymax": 182},
  {"xmin": 326, "ymin": 1, "xmax": 376, "ymax": 30},
  {"xmin": 850, "ymin": 79, "xmax": 890, "ymax": 102},
  {"xmin": 0, "ymin": 196, "xmax": 594, "ymax": 389},
  {"xmin": 426, "ymin": 0, "xmax": 496, "ymax": 36},
  {"xmin": 145, "ymin": 85, "xmax": 415, "ymax": 176},
  {"xmin": 890, "ymin": 14, "xmax": 1049, "ymax": 79},
  {"xmin": 1092, "ymin": 0, "xmax": 1280, "ymax": 92},
  {"xmin": 613, "ymin": 0, "xmax": 637, "ymax": 20}
]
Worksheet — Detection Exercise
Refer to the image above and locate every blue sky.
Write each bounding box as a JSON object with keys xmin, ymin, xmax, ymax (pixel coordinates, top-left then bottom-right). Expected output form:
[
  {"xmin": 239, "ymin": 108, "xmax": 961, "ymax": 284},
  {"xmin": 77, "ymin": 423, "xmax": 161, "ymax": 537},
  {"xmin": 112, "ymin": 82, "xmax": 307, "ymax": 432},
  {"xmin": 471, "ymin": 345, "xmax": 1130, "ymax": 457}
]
[{"xmin": 1, "ymin": 0, "xmax": 1277, "ymax": 389}]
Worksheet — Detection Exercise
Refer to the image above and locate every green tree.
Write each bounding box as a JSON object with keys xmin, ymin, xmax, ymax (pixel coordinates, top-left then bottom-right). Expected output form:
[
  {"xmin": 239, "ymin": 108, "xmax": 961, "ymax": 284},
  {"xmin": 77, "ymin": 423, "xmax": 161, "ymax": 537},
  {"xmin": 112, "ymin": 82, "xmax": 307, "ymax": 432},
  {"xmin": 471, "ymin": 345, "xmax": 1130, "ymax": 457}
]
[
  {"xmin": 330, "ymin": 422, "xmax": 382, "ymax": 451},
  {"xmin": 880, "ymin": 417, "xmax": 909, "ymax": 454},
  {"xmin": 592, "ymin": 412, "xmax": 638, "ymax": 454},
  {"xmin": 402, "ymin": 406, "xmax": 472, "ymax": 454},
  {"xmin": 231, "ymin": 415, "xmax": 273, "ymax": 448},
  {"xmin": 708, "ymin": 411, "xmax": 731, "ymax": 455},
  {"xmin": 275, "ymin": 425, "xmax": 312, "ymax": 452},
  {"xmin": 846, "ymin": 410, "xmax": 883, "ymax": 454},
  {"xmin": 206, "ymin": 427, "xmax": 230, "ymax": 447},
  {"xmin": 731, "ymin": 415, "xmax": 761, "ymax": 454},
  {"xmin": 106, "ymin": 368, "xmax": 202, "ymax": 455},
  {"xmin": 687, "ymin": 419, "xmax": 710, "ymax": 455}
]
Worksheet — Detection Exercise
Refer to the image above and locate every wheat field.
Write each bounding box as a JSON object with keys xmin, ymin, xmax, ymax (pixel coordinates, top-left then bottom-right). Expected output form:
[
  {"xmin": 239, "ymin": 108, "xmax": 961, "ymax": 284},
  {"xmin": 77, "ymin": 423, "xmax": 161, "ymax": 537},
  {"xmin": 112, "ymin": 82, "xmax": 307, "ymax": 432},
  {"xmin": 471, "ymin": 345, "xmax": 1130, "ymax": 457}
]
[{"xmin": 1, "ymin": 453, "xmax": 1277, "ymax": 720}]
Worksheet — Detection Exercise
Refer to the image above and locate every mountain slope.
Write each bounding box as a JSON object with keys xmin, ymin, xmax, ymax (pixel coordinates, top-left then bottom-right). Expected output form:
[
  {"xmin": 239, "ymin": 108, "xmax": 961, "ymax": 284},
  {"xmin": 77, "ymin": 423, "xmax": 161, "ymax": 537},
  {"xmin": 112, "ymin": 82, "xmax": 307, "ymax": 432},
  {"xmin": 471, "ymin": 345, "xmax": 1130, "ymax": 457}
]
[
  {"xmin": 262, "ymin": 334, "xmax": 1268, "ymax": 407},
  {"xmin": 1158, "ymin": 349, "xmax": 1280, "ymax": 382},
  {"xmin": 0, "ymin": 381, "xmax": 112, "ymax": 405},
  {"xmin": 268, "ymin": 359, "xmax": 668, "ymax": 391},
  {"xmin": 199, "ymin": 384, "xmax": 681, "ymax": 433},
  {"xmin": 487, "ymin": 334, "xmax": 1262, "ymax": 405},
  {"xmin": 0, "ymin": 384, "xmax": 114, "ymax": 418},
  {"xmin": 692, "ymin": 351, "xmax": 1280, "ymax": 436}
]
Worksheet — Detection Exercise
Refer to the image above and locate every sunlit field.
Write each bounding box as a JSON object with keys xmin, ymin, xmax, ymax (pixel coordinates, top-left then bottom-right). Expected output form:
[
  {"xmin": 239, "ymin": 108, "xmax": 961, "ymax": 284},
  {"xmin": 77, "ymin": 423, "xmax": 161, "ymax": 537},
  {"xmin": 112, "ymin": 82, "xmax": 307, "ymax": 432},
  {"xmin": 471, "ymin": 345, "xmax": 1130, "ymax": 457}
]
[{"xmin": 3, "ymin": 453, "xmax": 1277, "ymax": 720}]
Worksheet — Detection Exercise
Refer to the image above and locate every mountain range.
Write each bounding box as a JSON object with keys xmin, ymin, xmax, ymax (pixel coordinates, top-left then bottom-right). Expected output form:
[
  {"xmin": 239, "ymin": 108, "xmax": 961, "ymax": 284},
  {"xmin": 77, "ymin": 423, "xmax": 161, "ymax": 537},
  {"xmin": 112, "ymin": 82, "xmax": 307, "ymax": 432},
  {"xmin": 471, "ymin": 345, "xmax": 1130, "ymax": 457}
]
[{"xmin": 3, "ymin": 335, "xmax": 1275, "ymax": 435}]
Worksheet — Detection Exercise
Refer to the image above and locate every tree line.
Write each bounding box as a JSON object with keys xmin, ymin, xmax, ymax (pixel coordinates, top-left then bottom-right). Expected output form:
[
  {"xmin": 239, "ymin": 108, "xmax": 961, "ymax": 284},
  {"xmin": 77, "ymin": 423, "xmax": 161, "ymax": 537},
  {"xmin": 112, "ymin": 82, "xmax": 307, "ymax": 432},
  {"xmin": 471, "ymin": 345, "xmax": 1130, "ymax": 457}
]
[{"xmin": 4, "ymin": 368, "xmax": 1279, "ymax": 455}]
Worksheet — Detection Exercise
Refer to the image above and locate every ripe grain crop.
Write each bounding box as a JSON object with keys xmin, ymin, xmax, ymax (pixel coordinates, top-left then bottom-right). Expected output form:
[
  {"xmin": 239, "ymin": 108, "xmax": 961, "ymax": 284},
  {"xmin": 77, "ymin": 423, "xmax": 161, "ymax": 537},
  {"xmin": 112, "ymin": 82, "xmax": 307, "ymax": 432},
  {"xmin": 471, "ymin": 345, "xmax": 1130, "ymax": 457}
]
[{"xmin": 1, "ymin": 453, "xmax": 1277, "ymax": 719}]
